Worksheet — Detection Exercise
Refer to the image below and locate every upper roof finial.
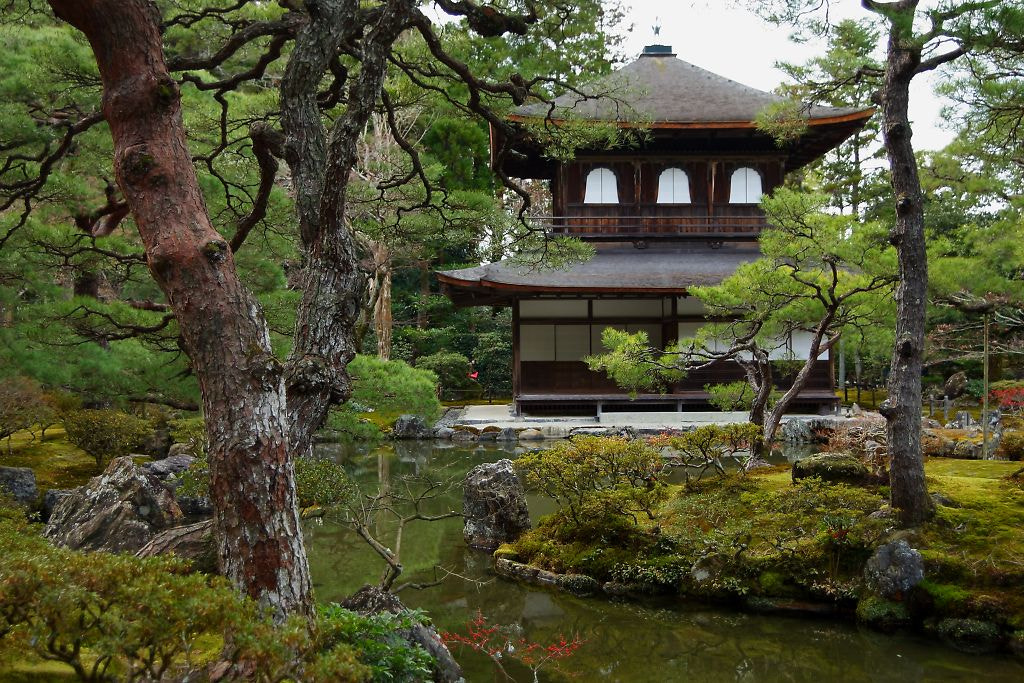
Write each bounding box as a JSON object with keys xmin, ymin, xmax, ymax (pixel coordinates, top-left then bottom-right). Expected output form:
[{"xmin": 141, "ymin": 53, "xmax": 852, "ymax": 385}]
[{"xmin": 653, "ymin": 17, "xmax": 661, "ymax": 37}]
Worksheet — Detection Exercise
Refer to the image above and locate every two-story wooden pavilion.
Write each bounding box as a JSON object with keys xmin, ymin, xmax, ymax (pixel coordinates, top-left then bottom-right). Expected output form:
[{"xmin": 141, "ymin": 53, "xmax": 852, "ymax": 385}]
[{"xmin": 438, "ymin": 46, "xmax": 873, "ymax": 417}]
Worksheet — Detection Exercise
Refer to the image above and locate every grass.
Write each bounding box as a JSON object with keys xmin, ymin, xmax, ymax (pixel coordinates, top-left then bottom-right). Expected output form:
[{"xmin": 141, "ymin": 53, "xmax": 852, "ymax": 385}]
[{"xmin": 1, "ymin": 427, "xmax": 98, "ymax": 492}]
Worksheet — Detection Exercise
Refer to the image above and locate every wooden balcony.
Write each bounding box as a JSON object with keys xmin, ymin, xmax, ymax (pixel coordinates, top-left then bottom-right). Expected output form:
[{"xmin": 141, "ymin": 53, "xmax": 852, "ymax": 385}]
[{"xmin": 534, "ymin": 204, "xmax": 768, "ymax": 241}]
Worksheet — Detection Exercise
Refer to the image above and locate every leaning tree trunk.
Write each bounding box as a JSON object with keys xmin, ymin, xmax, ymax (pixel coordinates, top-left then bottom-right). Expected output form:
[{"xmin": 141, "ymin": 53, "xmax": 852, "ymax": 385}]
[
  {"xmin": 48, "ymin": 0, "xmax": 313, "ymax": 619},
  {"xmin": 877, "ymin": 11, "xmax": 933, "ymax": 527}
]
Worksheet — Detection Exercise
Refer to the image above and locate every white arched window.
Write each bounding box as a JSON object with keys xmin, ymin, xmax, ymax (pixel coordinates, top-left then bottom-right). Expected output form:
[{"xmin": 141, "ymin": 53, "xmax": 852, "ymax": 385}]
[
  {"xmin": 729, "ymin": 167, "xmax": 763, "ymax": 203},
  {"xmin": 657, "ymin": 167, "xmax": 691, "ymax": 204},
  {"xmin": 583, "ymin": 168, "xmax": 619, "ymax": 204}
]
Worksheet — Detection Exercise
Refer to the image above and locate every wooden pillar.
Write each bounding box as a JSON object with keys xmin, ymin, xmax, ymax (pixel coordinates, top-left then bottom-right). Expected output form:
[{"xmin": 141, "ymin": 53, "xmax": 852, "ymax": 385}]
[{"xmin": 512, "ymin": 298, "xmax": 521, "ymax": 415}]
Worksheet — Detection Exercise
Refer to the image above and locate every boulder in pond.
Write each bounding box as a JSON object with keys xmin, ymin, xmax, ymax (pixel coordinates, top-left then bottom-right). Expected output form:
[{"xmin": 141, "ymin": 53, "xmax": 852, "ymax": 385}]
[
  {"xmin": 518, "ymin": 428, "xmax": 544, "ymax": 441},
  {"xmin": 496, "ymin": 427, "xmax": 518, "ymax": 442},
  {"xmin": 45, "ymin": 456, "xmax": 182, "ymax": 553},
  {"xmin": 791, "ymin": 452, "xmax": 869, "ymax": 484},
  {"xmin": 0, "ymin": 466, "xmax": 37, "ymax": 506},
  {"xmin": 342, "ymin": 585, "xmax": 463, "ymax": 683},
  {"xmin": 864, "ymin": 539, "xmax": 924, "ymax": 599},
  {"xmin": 392, "ymin": 414, "xmax": 432, "ymax": 440},
  {"xmin": 463, "ymin": 459, "xmax": 530, "ymax": 550}
]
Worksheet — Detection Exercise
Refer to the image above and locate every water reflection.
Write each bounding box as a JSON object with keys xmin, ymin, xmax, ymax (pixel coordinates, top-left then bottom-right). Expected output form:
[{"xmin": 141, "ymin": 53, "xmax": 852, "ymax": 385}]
[{"xmin": 305, "ymin": 441, "xmax": 1022, "ymax": 682}]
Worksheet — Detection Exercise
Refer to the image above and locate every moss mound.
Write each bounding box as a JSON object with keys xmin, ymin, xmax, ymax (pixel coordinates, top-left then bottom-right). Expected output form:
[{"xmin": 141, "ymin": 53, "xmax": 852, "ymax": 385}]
[{"xmin": 792, "ymin": 452, "xmax": 870, "ymax": 484}]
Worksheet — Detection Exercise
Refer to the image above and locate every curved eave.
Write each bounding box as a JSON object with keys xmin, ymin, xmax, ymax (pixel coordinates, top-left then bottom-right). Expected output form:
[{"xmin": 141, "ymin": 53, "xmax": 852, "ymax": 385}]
[
  {"xmin": 505, "ymin": 107, "xmax": 874, "ymax": 130},
  {"xmin": 437, "ymin": 273, "xmax": 689, "ymax": 308}
]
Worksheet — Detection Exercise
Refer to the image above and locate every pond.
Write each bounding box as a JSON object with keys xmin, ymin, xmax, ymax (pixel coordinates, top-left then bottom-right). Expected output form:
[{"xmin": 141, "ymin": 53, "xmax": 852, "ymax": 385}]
[{"xmin": 304, "ymin": 441, "xmax": 1024, "ymax": 682}]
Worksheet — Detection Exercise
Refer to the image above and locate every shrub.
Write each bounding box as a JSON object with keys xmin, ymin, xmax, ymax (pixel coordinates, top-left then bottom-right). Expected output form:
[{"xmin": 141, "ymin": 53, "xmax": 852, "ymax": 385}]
[
  {"xmin": 473, "ymin": 332, "xmax": 512, "ymax": 399},
  {"xmin": 294, "ymin": 458, "xmax": 357, "ymax": 509},
  {"xmin": 0, "ymin": 503, "xmax": 434, "ymax": 681},
  {"xmin": 348, "ymin": 354, "xmax": 442, "ymax": 422},
  {"xmin": 60, "ymin": 408, "xmax": 152, "ymax": 470},
  {"xmin": 652, "ymin": 423, "xmax": 764, "ymax": 480},
  {"xmin": 0, "ymin": 376, "xmax": 47, "ymax": 446},
  {"xmin": 515, "ymin": 436, "xmax": 668, "ymax": 529},
  {"xmin": 169, "ymin": 417, "xmax": 207, "ymax": 458},
  {"xmin": 415, "ymin": 351, "xmax": 479, "ymax": 401},
  {"xmin": 998, "ymin": 431, "xmax": 1024, "ymax": 461},
  {"xmin": 178, "ymin": 455, "xmax": 355, "ymax": 511}
]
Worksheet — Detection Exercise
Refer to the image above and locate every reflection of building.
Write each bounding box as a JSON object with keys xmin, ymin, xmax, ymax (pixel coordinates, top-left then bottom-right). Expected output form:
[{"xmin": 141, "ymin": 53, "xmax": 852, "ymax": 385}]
[{"xmin": 438, "ymin": 45, "xmax": 873, "ymax": 417}]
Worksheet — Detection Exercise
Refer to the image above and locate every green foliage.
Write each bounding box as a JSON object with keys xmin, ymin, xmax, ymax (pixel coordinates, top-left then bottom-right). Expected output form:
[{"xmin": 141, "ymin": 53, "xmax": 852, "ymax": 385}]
[
  {"xmin": 318, "ymin": 604, "xmax": 434, "ymax": 683},
  {"xmin": 515, "ymin": 436, "xmax": 668, "ymax": 529},
  {"xmin": 348, "ymin": 355, "xmax": 441, "ymax": 423},
  {"xmin": 654, "ymin": 424, "xmax": 765, "ymax": 481},
  {"xmin": 704, "ymin": 381, "xmax": 782, "ymax": 412},
  {"xmin": 998, "ymin": 431, "xmax": 1024, "ymax": 461},
  {"xmin": 0, "ymin": 376, "xmax": 47, "ymax": 443},
  {"xmin": 168, "ymin": 417, "xmax": 206, "ymax": 458},
  {"xmin": 294, "ymin": 459, "xmax": 357, "ymax": 510},
  {"xmin": 754, "ymin": 99, "xmax": 808, "ymax": 145},
  {"xmin": 585, "ymin": 328, "xmax": 682, "ymax": 394},
  {"xmin": 0, "ymin": 504, "xmax": 433, "ymax": 681},
  {"xmin": 415, "ymin": 351, "xmax": 477, "ymax": 401},
  {"xmin": 60, "ymin": 409, "xmax": 152, "ymax": 470},
  {"xmin": 179, "ymin": 455, "xmax": 354, "ymax": 511},
  {"xmin": 472, "ymin": 331, "xmax": 512, "ymax": 398}
]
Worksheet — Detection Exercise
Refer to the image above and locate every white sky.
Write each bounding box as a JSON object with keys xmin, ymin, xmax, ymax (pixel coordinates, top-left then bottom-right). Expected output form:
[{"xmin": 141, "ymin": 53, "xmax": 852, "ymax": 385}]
[{"xmin": 616, "ymin": 0, "xmax": 955, "ymax": 151}]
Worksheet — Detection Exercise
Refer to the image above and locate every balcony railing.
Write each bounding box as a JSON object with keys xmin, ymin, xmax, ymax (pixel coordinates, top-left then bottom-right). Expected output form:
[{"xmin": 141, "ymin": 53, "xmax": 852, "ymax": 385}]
[{"xmin": 528, "ymin": 206, "xmax": 768, "ymax": 241}]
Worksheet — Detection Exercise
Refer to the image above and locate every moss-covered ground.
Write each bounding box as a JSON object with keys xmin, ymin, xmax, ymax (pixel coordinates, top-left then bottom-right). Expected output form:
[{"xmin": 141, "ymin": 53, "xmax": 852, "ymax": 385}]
[
  {"xmin": 1, "ymin": 428, "xmax": 97, "ymax": 492},
  {"xmin": 505, "ymin": 458, "xmax": 1024, "ymax": 648}
]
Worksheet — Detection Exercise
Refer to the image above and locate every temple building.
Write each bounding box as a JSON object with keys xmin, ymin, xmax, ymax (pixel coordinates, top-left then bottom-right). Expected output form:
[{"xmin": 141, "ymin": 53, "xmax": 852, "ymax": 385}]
[{"xmin": 438, "ymin": 45, "xmax": 873, "ymax": 417}]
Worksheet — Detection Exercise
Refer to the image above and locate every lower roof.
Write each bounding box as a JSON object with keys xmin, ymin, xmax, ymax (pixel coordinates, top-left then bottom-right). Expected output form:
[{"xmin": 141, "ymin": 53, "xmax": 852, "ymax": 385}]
[{"xmin": 437, "ymin": 243, "xmax": 760, "ymax": 307}]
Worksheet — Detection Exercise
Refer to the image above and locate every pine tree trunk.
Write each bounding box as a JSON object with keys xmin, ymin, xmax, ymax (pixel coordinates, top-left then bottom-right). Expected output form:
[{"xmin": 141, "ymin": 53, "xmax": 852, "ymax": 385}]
[
  {"xmin": 375, "ymin": 267, "xmax": 393, "ymax": 360},
  {"xmin": 48, "ymin": 0, "xmax": 313, "ymax": 619},
  {"xmin": 877, "ymin": 7, "xmax": 933, "ymax": 527}
]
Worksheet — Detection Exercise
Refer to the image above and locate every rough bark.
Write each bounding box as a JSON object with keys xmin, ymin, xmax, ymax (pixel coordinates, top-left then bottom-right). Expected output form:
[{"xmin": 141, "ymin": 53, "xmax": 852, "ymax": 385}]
[
  {"xmin": 47, "ymin": 0, "xmax": 312, "ymax": 619},
  {"xmin": 874, "ymin": 2, "xmax": 934, "ymax": 526},
  {"xmin": 281, "ymin": 0, "xmax": 413, "ymax": 460}
]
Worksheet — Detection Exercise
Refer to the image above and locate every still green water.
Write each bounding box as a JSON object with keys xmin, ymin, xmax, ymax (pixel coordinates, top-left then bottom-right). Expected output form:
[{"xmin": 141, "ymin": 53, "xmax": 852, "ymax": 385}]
[{"xmin": 304, "ymin": 441, "xmax": 1024, "ymax": 682}]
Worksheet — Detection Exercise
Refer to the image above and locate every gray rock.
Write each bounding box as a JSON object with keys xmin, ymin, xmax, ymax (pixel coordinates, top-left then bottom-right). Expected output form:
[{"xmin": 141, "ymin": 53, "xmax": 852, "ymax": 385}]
[
  {"xmin": 177, "ymin": 495, "xmax": 213, "ymax": 520},
  {"xmin": 0, "ymin": 466, "xmax": 37, "ymax": 506},
  {"xmin": 944, "ymin": 371, "xmax": 968, "ymax": 399},
  {"xmin": 142, "ymin": 454, "xmax": 195, "ymax": 480},
  {"xmin": 518, "ymin": 428, "xmax": 544, "ymax": 441},
  {"xmin": 864, "ymin": 539, "xmax": 924, "ymax": 598},
  {"xmin": 392, "ymin": 414, "xmax": 432, "ymax": 440},
  {"xmin": 557, "ymin": 573, "xmax": 600, "ymax": 596},
  {"xmin": 167, "ymin": 442, "xmax": 194, "ymax": 458},
  {"xmin": 451, "ymin": 429, "xmax": 477, "ymax": 442},
  {"xmin": 779, "ymin": 416, "xmax": 846, "ymax": 444},
  {"xmin": 953, "ymin": 439, "xmax": 983, "ymax": 459},
  {"xmin": 42, "ymin": 488, "xmax": 72, "ymax": 521},
  {"xmin": 571, "ymin": 426, "xmax": 615, "ymax": 437},
  {"xmin": 477, "ymin": 430, "xmax": 499, "ymax": 442},
  {"xmin": 463, "ymin": 459, "xmax": 530, "ymax": 550},
  {"xmin": 44, "ymin": 456, "xmax": 182, "ymax": 554},
  {"xmin": 434, "ymin": 426, "xmax": 455, "ymax": 440},
  {"xmin": 743, "ymin": 456, "xmax": 773, "ymax": 473},
  {"xmin": 342, "ymin": 585, "xmax": 463, "ymax": 683},
  {"xmin": 496, "ymin": 427, "xmax": 518, "ymax": 442},
  {"xmin": 136, "ymin": 519, "xmax": 216, "ymax": 573}
]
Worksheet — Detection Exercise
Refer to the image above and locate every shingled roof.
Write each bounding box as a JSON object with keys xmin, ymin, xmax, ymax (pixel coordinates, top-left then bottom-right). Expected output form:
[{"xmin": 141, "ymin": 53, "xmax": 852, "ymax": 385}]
[
  {"xmin": 437, "ymin": 244, "xmax": 760, "ymax": 307},
  {"xmin": 511, "ymin": 46, "xmax": 869, "ymax": 127}
]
